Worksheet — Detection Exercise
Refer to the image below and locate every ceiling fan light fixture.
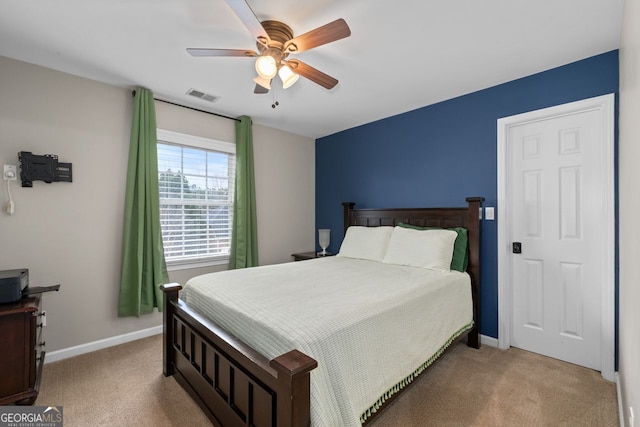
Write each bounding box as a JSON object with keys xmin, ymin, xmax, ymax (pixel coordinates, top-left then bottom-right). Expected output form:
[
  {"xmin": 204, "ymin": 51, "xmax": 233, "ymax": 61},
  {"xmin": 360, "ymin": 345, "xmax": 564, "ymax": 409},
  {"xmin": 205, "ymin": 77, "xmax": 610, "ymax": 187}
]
[
  {"xmin": 253, "ymin": 75, "xmax": 271, "ymax": 90},
  {"xmin": 279, "ymin": 64, "xmax": 299, "ymax": 89},
  {"xmin": 255, "ymin": 55, "xmax": 277, "ymax": 79}
]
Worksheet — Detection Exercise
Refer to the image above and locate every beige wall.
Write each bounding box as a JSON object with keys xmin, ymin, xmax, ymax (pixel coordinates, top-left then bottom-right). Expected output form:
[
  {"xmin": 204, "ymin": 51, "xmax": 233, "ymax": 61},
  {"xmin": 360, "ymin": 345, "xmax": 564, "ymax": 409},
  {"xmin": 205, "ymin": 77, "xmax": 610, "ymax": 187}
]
[
  {"xmin": 0, "ymin": 55, "xmax": 315, "ymax": 352},
  {"xmin": 618, "ymin": 0, "xmax": 640, "ymax": 424}
]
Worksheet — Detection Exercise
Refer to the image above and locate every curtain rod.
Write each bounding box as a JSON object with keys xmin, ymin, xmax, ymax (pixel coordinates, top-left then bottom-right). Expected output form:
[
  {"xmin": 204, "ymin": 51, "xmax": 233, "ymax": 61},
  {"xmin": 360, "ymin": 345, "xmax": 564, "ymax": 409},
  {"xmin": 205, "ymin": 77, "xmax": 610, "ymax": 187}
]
[{"xmin": 131, "ymin": 90, "xmax": 240, "ymax": 123}]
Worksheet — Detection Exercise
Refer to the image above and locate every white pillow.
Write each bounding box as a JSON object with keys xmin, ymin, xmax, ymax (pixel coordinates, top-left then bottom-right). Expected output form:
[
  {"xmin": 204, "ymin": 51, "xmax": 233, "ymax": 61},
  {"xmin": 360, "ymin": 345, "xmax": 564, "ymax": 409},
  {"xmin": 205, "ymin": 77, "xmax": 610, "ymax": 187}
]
[
  {"xmin": 382, "ymin": 226, "xmax": 458, "ymax": 271},
  {"xmin": 337, "ymin": 226, "xmax": 394, "ymax": 262}
]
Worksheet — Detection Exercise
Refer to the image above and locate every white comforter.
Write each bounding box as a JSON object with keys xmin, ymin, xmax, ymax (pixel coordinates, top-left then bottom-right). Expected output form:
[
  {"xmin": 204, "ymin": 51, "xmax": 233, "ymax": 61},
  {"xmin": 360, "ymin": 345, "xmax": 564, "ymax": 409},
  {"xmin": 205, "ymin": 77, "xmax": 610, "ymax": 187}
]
[{"xmin": 180, "ymin": 256, "xmax": 472, "ymax": 426}]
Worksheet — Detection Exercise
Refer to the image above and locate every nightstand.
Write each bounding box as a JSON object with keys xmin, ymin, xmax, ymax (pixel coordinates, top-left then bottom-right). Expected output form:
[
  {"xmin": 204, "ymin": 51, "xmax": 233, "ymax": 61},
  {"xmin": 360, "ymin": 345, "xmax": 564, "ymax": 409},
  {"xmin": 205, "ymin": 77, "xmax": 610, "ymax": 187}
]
[{"xmin": 291, "ymin": 252, "xmax": 334, "ymax": 261}]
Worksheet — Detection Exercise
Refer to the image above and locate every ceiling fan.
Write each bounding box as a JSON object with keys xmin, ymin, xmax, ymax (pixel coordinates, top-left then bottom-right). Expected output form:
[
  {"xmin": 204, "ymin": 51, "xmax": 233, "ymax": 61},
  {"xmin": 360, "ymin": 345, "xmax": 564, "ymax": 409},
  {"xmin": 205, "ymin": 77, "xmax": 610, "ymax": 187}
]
[{"xmin": 187, "ymin": 0, "xmax": 351, "ymax": 94}]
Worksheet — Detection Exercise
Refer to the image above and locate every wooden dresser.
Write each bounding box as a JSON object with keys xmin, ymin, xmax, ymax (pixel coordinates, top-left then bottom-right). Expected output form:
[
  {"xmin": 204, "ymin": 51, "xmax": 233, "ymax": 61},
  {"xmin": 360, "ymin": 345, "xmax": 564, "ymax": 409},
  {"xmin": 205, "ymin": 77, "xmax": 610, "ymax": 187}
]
[{"xmin": 0, "ymin": 295, "xmax": 45, "ymax": 405}]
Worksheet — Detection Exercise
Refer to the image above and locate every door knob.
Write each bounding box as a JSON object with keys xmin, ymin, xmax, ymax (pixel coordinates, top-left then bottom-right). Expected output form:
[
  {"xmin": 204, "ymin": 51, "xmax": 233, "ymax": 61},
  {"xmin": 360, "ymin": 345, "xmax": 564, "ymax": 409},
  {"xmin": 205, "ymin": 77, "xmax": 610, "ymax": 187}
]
[{"xmin": 512, "ymin": 242, "xmax": 522, "ymax": 254}]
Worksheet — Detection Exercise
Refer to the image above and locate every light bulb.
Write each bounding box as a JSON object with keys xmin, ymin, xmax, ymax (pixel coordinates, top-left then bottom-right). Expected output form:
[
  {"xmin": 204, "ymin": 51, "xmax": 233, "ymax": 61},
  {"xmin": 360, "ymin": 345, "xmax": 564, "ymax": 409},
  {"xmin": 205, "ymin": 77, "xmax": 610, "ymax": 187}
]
[{"xmin": 255, "ymin": 55, "xmax": 277, "ymax": 79}]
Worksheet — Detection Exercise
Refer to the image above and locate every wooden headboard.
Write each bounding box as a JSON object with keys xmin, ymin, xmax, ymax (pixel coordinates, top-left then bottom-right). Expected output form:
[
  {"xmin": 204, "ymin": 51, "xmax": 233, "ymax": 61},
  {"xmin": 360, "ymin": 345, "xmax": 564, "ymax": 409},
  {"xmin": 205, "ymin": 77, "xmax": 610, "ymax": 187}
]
[{"xmin": 342, "ymin": 197, "xmax": 484, "ymax": 348}]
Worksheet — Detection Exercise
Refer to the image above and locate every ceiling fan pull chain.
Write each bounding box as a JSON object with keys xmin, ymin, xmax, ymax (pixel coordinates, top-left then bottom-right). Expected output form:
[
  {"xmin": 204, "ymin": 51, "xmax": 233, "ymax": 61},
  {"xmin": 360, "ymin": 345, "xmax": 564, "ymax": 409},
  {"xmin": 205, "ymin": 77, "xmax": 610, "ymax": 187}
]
[{"xmin": 271, "ymin": 84, "xmax": 279, "ymax": 109}]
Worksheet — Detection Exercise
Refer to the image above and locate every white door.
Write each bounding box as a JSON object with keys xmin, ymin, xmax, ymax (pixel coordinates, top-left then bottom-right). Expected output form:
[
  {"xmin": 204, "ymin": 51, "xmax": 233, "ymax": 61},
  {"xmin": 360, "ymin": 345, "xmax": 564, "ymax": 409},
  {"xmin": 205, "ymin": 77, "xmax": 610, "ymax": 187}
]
[{"xmin": 497, "ymin": 95, "xmax": 615, "ymax": 378}]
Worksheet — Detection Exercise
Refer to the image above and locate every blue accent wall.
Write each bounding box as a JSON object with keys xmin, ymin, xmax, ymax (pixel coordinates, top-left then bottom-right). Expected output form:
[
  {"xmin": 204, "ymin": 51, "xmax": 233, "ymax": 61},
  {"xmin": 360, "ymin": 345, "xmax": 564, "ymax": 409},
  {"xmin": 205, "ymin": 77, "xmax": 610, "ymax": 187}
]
[{"xmin": 316, "ymin": 50, "xmax": 619, "ymax": 339}]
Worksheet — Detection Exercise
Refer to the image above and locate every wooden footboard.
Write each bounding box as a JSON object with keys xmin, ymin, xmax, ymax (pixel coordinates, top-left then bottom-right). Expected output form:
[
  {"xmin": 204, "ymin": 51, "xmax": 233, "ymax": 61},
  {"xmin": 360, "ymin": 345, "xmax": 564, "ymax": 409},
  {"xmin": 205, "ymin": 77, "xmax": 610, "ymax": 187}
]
[{"xmin": 161, "ymin": 283, "xmax": 317, "ymax": 427}]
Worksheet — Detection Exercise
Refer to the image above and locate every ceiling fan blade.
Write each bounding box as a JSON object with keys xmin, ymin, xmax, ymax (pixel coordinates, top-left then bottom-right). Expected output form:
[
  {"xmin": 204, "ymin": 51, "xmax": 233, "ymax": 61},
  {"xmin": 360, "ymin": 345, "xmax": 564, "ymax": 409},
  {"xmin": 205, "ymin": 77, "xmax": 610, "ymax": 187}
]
[
  {"xmin": 224, "ymin": 0, "xmax": 270, "ymax": 45},
  {"xmin": 287, "ymin": 59, "xmax": 338, "ymax": 89},
  {"xmin": 187, "ymin": 48, "xmax": 257, "ymax": 57},
  {"xmin": 284, "ymin": 18, "xmax": 351, "ymax": 53},
  {"xmin": 254, "ymin": 84, "xmax": 269, "ymax": 94}
]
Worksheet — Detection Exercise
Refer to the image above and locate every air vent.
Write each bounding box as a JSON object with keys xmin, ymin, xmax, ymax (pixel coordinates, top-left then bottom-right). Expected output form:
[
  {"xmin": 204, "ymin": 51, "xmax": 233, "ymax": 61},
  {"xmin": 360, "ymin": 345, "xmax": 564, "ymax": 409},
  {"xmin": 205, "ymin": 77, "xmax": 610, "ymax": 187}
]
[{"xmin": 186, "ymin": 88, "xmax": 219, "ymax": 103}]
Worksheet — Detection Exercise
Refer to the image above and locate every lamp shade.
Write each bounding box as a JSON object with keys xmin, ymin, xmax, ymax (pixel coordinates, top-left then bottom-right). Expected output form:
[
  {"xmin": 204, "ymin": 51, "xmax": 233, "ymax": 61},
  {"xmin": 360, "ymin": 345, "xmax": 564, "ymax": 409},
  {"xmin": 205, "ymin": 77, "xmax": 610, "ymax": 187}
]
[
  {"xmin": 255, "ymin": 55, "xmax": 277, "ymax": 79},
  {"xmin": 318, "ymin": 229, "xmax": 330, "ymax": 255},
  {"xmin": 253, "ymin": 75, "xmax": 271, "ymax": 90},
  {"xmin": 278, "ymin": 64, "xmax": 300, "ymax": 89}
]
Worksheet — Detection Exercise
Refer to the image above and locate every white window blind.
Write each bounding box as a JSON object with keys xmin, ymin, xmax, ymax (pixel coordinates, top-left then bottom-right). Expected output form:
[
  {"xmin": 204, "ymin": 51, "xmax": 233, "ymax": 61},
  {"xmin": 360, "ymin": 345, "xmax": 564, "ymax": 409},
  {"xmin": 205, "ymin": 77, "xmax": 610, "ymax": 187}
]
[{"xmin": 156, "ymin": 129, "xmax": 235, "ymax": 267}]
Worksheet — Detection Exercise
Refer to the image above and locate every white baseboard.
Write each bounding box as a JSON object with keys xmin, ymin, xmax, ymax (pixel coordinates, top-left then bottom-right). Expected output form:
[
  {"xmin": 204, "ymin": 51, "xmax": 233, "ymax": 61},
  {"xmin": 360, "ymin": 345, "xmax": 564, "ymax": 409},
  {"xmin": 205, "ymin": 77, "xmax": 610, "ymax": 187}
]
[
  {"xmin": 45, "ymin": 325, "xmax": 163, "ymax": 364},
  {"xmin": 481, "ymin": 334, "xmax": 499, "ymax": 347}
]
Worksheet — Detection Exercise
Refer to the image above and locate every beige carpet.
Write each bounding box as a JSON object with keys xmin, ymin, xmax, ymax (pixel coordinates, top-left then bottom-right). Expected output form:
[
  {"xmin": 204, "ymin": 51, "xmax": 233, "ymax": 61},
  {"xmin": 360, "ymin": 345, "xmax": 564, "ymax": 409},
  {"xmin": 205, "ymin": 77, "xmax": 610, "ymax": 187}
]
[{"xmin": 36, "ymin": 335, "xmax": 618, "ymax": 426}]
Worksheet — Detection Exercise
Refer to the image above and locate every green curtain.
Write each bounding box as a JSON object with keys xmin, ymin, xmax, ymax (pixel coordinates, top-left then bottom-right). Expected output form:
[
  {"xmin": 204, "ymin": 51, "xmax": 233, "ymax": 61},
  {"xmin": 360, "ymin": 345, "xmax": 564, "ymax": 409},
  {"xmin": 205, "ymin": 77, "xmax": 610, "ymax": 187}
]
[
  {"xmin": 229, "ymin": 115, "xmax": 259, "ymax": 268},
  {"xmin": 118, "ymin": 88, "xmax": 168, "ymax": 316}
]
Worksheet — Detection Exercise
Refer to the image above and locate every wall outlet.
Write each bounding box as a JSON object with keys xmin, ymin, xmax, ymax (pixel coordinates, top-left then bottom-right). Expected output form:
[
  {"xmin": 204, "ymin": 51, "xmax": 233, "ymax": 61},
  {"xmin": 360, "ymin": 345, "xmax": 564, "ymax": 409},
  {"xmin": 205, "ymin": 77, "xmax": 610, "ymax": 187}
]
[{"xmin": 3, "ymin": 165, "xmax": 17, "ymax": 181}]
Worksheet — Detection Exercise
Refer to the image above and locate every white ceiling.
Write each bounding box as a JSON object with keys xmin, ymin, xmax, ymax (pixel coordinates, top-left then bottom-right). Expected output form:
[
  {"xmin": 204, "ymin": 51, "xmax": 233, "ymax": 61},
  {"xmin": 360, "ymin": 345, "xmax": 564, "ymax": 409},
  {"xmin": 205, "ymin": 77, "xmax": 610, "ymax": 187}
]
[{"xmin": 0, "ymin": 0, "xmax": 624, "ymax": 139}]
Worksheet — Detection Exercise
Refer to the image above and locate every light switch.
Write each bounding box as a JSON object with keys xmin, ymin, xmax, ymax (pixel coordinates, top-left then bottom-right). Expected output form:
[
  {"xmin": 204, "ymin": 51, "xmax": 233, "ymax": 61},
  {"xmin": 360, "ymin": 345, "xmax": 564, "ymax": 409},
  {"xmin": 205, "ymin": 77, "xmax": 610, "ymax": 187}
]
[{"xmin": 485, "ymin": 207, "xmax": 495, "ymax": 220}]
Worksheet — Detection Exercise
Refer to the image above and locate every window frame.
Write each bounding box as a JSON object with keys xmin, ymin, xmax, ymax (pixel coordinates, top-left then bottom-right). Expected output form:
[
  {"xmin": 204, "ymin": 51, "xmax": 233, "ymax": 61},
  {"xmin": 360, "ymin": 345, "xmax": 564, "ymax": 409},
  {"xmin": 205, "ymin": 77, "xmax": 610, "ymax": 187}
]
[{"xmin": 156, "ymin": 129, "xmax": 236, "ymax": 271}]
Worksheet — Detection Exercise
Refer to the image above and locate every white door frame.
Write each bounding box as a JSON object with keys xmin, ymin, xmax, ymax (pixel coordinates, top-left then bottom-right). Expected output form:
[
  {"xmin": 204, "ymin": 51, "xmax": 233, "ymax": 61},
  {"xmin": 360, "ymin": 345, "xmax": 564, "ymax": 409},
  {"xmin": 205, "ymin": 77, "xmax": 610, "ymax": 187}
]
[{"xmin": 497, "ymin": 94, "xmax": 615, "ymax": 381}]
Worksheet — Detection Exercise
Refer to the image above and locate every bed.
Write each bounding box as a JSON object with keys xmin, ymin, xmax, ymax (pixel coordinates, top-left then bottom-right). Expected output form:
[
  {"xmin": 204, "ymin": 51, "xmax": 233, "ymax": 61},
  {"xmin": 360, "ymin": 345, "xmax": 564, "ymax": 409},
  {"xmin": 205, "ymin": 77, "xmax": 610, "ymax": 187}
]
[{"xmin": 161, "ymin": 197, "xmax": 483, "ymax": 426}]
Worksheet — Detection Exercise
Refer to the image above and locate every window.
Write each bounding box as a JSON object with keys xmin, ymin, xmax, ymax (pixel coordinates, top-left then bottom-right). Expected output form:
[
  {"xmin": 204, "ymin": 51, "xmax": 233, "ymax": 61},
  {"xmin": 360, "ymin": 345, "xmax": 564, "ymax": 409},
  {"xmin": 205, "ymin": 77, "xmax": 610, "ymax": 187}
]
[{"xmin": 156, "ymin": 129, "xmax": 235, "ymax": 269}]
